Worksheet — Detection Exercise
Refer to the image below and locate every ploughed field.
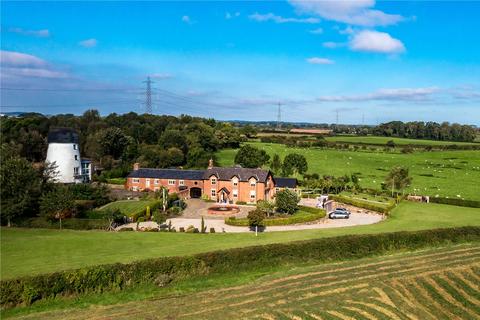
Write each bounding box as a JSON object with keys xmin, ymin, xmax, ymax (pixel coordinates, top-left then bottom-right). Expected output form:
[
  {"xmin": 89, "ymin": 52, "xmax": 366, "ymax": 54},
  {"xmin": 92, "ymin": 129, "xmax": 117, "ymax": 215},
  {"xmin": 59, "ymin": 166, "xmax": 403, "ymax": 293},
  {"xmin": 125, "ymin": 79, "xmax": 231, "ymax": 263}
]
[
  {"xmin": 2, "ymin": 202, "xmax": 479, "ymax": 280},
  {"xmin": 216, "ymin": 142, "xmax": 480, "ymax": 201},
  {"xmin": 12, "ymin": 243, "xmax": 480, "ymax": 320}
]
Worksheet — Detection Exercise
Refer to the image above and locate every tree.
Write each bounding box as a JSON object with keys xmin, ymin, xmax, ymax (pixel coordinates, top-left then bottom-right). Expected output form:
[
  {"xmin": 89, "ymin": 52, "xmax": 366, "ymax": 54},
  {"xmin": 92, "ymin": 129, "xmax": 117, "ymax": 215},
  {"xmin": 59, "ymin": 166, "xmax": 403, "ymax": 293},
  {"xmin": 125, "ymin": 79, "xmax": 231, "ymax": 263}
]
[
  {"xmin": 275, "ymin": 189, "xmax": 299, "ymax": 214},
  {"xmin": 0, "ymin": 153, "xmax": 42, "ymax": 226},
  {"xmin": 40, "ymin": 186, "xmax": 76, "ymax": 228},
  {"xmin": 103, "ymin": 208, "xmax": 123, "ymax": 231},
  {"xmin": 282, "ymin": 153, "xmax": 308, "ymax": 177},
  {"xmin": 270, "ymin": 154, "xmax": 282, "ymax": 175},
  {"xmin": 256, "ymin": 200, "xmax": 275, "ymax": 217},
  {"xmin": 99, "ymin": 127, "xmax": 131, "ymax": 159},
  {"xmin": 247, "ymin": 208, "xmax": 266, "ymax": 227},
  {"xmin": 386, "ymin": 140, "xmax": 396, "ymax": 148},
  {"xmin": 384, "ymin": 166, "xmax": 412, "ymax": 197},
  {"xmin": 234, "ymin": 145, "xmax": 270, "ymax": 168},
  {"xmin": 240, "ymin": 125, "xmax": 258, "ymax": 138}
]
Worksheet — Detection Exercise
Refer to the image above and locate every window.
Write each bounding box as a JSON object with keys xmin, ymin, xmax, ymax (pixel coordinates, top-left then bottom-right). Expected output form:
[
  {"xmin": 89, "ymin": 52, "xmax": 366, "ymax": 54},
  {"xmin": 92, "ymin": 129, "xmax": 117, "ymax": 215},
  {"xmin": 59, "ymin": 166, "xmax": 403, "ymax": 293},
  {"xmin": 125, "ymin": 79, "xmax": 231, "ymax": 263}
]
[
  {"xmin": 276, "ymin": 187, "xmax": 280, "ymax": 192},
  {"xmin": 73, "ymin": 144, "xmax": 77, "ymax": 150},
  {"xmin": 179, "ymin": 180, "xmax": 185, "ymax": 186},
  {"xmin": 211, "ymin": 177, "xmax": 217, "ymax": 185},
  {"xmin": 250, "ymin": 178, "xmax": 256, "ymax": 187},
  {"xmin": 233, "ymin": 190, "xmax": 238, "ymax": 198},
  {"xmin": 132, "ymin": 186, "xmax": 138, "ymax": 191},
  {"xmin": 74, "ymin": 155, "xmax": 78, "ymax": 161},
  {"xmin": 133, "ymin": 178, "xmax": 140, "ymax": 183},
  {"xmin": 250, "ymin": 190, "xmax": 256, "ymax": 200},
  {"xmin": 73, "ymin": 167, "xmax": 79, "ymax": 176},
  {"xmin": 154, "ymin": 179, "xmax": 159, "ymax": 185},
  {"xmin": 232, "ymin": 177, "xmax": 238, "ymax": 186},
  {"xmin": 168, "ymin": 180, "xmax": 176, "ymax": 185},
  {"xmin": 211, "ymin": 189, "xmax": 216, "ymax": 197}
]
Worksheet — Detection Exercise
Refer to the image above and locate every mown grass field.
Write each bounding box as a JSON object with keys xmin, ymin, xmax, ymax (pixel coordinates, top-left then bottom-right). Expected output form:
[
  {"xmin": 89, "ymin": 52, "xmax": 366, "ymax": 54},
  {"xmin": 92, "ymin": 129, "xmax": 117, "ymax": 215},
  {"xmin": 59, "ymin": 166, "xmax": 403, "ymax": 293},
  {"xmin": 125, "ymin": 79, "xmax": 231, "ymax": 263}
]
[
  {"xmin": 2, "ymin": 201, "xmax": 479, "ymax": 279},
  {"xmin": 217, "ymin": 142, "xmax": 480, "ymax": 200},
  {"xmin": 324, "ymin": 135, "xmax": 480, "ymax": 146},
  {"xmin": 97, "ymin": 200, "xmax": 153, "ymax": 215},
  {"xmin": 8, "ymin": 243, "xmax": 480, "ymax": 319}
]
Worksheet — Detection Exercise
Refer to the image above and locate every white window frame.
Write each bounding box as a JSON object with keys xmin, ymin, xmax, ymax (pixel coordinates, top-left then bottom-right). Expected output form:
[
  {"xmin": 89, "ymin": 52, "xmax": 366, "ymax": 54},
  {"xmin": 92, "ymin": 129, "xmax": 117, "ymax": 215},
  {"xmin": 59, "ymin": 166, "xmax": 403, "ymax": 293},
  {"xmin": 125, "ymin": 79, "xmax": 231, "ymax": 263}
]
[
  {"xmin": 146, "ymin": 179, "xmax": 150, "ymax": 187},
  {"xmin": 179, "ymin": 180, "xmax": 185, "ymax": 186},
  {"xmin": 211, "ymin": 177, "xmax": 217, "ymax": 185},
  {"xmin": 233, "ymin": 189, "xmax": 238, "ymax": 198},
  {"xmin": 250, "ymin": 178, "xmax": 257, "ymax": 187},
  {"xmin": 73, "ymin": 167, "xmax": 79, "ymax": 175},
  {"xmin": 211, "ymin": 189, "xmax": 216, "ymax": 197},
  {"xmin": 74, "ymin": 155, "xmax": 78, "ymax": 161},
  {"xmin": 73, "ymin": 144, "xmax": 77, "ymax": 150},
  {"xmin": 154, "ymin": 179, "xmax": 159, "ymax": 185},
  {"xmin": 250, "ymin": 190, "xmax": 256, "ymax": 199},
  {"xmin": 168, "ymin": 179, "xmax": 176, "ymax": 185},
  {"xmin": 232, "ymin": 177, "xmax": 238, "ymax": 186},
  {"xmin": 132, "ymin": 186, "xmax": 138, "ymax": 191},
  {"xmin": 133, "ymin": 178, "xmax": 140, "ymax": 183}
]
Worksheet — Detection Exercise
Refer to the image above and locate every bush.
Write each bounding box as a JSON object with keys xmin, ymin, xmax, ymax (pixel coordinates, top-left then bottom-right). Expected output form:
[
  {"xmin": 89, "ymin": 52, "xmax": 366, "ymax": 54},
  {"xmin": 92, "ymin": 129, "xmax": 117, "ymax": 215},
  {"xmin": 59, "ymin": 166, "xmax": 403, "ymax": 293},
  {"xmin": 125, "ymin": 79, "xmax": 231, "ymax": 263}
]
[
  {"xmin": 14, "ymin": 217, "xmax": 109, "ymax": 230},
  {"xmin": 209, "ymin": 227, "xmax": 216, "ymax": 233},
  {"xmin": 329, "ymin": 194, "xmax": 395, "ymax": 214},
  {"xmin": 236, "ymin": 201, "xmax": 247, "ymax": 205},
  {"xmin": 276, "ymin": 189, "xmax": 299, "ymax": 214},
  {"xmin": 226, "ymin": 207, "xmax": 325, "ymax": 227},
  {"xmin": 429, "ymin": 197, "xmax": 480, "ymax": 208},
  {"xmin": 247, "ymin": 209, "xmax": 266, "ymax": 227},
  {"xmin": 179, "ymin": 227, "xmax": 185, "ymax": 232},
  {"xmin": 1, "ymin": 227, "xmax": 478, "ymax": 307},
  {"xmin": 118, "ymin": 227, "xmax": 134, "ymax": 232}
]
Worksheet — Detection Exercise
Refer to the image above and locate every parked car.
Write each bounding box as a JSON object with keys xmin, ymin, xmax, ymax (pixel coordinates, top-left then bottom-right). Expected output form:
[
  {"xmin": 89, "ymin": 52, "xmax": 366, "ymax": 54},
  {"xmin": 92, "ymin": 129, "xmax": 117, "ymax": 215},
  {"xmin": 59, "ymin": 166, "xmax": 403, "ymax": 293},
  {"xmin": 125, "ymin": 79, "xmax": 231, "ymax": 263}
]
[{"xmin": 329, "ymin": 210, "xmax": 350, "ymax": 219}]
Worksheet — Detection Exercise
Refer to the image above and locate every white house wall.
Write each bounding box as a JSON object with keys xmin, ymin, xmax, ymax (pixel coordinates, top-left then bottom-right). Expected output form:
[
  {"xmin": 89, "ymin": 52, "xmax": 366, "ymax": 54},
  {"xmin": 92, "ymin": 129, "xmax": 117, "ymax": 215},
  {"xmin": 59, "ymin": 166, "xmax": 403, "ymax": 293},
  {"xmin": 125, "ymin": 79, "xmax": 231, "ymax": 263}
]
[{"xmin": 46, "ymin": 143, "xmax": 82, "ymax": 183}]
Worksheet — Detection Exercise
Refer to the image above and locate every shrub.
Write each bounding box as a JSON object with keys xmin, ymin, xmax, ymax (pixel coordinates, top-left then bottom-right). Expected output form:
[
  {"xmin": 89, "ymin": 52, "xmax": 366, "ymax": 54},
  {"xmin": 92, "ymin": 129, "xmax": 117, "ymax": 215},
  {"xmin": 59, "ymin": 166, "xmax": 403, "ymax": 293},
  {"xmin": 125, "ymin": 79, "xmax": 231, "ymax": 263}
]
[
  {"xmin": 14, "ymin": 218, "xmax": 109, "ymax": 230},
  {"xmin": 118, "ymin": 227, "xmax": 134, "ymax": 232},
  {"xmin": 209, "ymin": 227, "xmax": 216, "ymax": 233},
  {"xmin": 429, "ymin": 197, "xmax": 480, "ymax": 208},
  {"xmin": 276, "ymin": 189, "xmax": 299, "ymax": 214},
  {"xmin": 185, "ymin": 225, "xmax": 195, "ymax": 233},
  {"xmin": 247, "ymin": 209, "xmax": 266, "ymax": 227},
  {"xmin": 179, "ymin": 227, "xmax": 185, "ymax": 232},
  {"xmin": 226, "ymin": 208, "xmax": 325, "ymax": 227},
  {"xmin": 1, "ymin": 227, "xmax": 478, "ymax": 307},
  {"xmin": 236, "ymin": 201, "xmax": 247, "ymax": 205}
]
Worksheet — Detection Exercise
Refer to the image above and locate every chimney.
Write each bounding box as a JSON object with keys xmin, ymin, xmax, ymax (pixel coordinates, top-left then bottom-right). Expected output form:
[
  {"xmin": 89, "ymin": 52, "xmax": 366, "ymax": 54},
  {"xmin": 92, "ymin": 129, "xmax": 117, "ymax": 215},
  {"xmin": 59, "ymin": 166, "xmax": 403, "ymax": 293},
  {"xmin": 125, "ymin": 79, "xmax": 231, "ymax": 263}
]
[
  {"xmin": 133, "ymin": 163, "xmax": 140, "ymax": 171},
  {"xmin": 208, "ymin": 158, "xmax": 214, "ymax": 169}
]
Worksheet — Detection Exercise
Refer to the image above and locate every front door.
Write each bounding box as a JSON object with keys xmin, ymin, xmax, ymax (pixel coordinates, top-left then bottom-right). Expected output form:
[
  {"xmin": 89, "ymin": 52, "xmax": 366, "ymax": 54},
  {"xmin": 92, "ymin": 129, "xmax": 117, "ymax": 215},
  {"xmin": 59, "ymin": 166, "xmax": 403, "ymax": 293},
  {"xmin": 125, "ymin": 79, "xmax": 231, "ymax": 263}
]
[{"xmin": 219, "ymin": 191, "xmax": 228, "ymax": 203}]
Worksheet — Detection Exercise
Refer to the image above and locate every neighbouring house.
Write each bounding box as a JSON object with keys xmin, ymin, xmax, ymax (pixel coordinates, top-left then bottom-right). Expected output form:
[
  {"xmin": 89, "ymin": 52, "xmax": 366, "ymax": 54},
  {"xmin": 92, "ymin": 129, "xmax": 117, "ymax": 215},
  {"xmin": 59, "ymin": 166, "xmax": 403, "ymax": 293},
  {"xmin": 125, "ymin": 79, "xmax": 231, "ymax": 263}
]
[
  {"xmin": 45, "ymin": 128, "xmax": 92, "ymax": 183},
  {"xmin": 125, "ymin": 160, "xmax": 278, "ymax": 204},
  {"xmin": 274, "ymin": 177, "xmax": 299, "ymax": 193}
]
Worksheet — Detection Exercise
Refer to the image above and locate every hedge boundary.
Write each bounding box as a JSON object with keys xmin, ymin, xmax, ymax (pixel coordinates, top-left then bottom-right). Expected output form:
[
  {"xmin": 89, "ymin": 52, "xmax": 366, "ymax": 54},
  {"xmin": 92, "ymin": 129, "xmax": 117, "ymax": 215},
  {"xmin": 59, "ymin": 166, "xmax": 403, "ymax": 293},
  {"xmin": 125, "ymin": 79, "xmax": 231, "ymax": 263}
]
[
  {"xmin": 329, "ymin": 194, "xmax": 396, "ymax": 214},
  {"xmin": 430, "ymin": 197, "xmax": 480, "ymax": 208},
  {"xmin": 225, "ymin": 206, "xmax": 326, "ymax": 226},
  {"xmin": 1, "ymin": 226, "xmax": 479, "ymax": 308}
]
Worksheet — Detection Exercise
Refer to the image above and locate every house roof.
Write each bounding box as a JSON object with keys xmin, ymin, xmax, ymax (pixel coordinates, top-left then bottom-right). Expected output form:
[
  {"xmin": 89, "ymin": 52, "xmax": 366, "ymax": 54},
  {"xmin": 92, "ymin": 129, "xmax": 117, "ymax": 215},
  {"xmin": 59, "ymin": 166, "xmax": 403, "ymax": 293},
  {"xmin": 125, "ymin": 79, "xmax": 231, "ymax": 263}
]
[
  {"xmin": 274, "ymin": 177, "xmax": 297, "ymax": 188},
  {"xmin": 128, "ymin": 168, "xmax": 205, "ymax": 180},
  {"xmin": 204, "ymin": 167, "xmax": 270, "ymax": 182},
  {"xmin": 48, "ymin": 128, "xmax": 79, "ymax": 144}
]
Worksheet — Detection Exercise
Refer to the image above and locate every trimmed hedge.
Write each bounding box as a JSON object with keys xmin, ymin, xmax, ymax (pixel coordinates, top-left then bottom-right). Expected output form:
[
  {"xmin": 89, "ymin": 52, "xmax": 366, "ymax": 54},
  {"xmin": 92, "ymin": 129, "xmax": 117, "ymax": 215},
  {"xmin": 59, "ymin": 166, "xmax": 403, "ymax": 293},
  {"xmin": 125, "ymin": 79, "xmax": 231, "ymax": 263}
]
[
  {"xmin": 13, "ymin": 218, "xmax": 109, "ymax": 230},
  {"xmin": 430, "ymin": 197, "xmax": 480, "ymax": 208},
  {"xmin": 329, "ymin": 194, "xmax": 396, "ymax": 214},
  {"xmin": 226, "ymin": 207, "xmax": 325, "ymax": 227},
  {"xmin": 1, "ymin": 226, "xmax": 479, "ymax": 307}
]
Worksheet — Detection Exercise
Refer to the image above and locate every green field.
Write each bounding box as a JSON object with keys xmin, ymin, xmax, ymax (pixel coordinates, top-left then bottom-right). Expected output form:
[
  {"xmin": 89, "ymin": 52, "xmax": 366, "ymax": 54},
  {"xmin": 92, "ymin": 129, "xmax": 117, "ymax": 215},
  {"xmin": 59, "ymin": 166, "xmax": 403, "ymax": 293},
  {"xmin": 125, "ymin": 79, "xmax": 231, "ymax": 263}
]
[
  {"xmin": 325, "ymin": 135, "xmax": 479, "ymax": 146},
  {"xmin": 8, "ymin": 243, "xmax": 480, "ymax": 319},
  {"xmin": 217, "ymin": 142, "xmax": 480, "ymax": 201},
  {"xmin": 2, "ymin": 201, "xmax": 479, "ymax": 279},
  {"xmin": 98, "ymin": 200, "xmax": 153, "ymax": 215}
]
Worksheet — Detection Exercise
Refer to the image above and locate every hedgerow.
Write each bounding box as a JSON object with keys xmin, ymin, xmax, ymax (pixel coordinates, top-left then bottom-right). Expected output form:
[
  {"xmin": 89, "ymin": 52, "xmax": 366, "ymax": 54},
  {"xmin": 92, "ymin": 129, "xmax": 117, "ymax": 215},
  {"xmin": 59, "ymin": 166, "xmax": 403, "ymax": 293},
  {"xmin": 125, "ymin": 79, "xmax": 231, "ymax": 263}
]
[
  {"xmin": 2, "ymin": 226, "xmax": 478, "ymax": 308},
  {"xmin": 429, "ymin": 197, "xmax": 480, "ymax": 208},
  {"xmin": 329, "ymin": 194, "xmax": 396, "ymax": 214},
  {"xmin": 225, "ymin": 206, "xmax": 325, "ymax": 226}
]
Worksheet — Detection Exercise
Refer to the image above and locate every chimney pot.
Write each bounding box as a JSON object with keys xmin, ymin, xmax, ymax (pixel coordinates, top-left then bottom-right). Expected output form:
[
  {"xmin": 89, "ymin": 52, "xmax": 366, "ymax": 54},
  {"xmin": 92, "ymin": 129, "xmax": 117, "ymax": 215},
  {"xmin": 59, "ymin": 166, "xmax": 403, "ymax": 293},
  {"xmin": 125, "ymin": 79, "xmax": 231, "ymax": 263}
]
[
  {"xmin": 133, "ymin": 163, "xmax": 140, "ymax": 171},
  {"xmin": 208, "ymin": 158, "xmax": 214, "ymax": 169}
]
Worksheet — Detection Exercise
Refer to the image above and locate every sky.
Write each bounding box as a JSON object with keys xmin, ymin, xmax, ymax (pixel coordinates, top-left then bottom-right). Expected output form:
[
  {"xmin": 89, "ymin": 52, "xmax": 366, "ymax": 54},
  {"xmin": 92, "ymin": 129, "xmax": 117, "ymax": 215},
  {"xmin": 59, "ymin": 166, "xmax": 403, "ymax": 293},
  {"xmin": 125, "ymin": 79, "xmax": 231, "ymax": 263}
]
[{"xmin": 1, "ymin": 1, "xmax": 480, "ymax": 125}]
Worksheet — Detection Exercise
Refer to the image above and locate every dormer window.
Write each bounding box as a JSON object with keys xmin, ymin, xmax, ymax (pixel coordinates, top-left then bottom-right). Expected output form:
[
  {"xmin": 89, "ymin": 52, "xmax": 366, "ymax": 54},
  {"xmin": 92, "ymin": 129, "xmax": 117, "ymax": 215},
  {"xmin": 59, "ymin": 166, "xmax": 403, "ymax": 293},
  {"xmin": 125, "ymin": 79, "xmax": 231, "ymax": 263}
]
[
  {"xmin": 211, "ymin": 177, "xmax": 217, "ymax": 185},
  {"xmin": 232, "ymin": 177, "xmax": 238, "ymax": 186},
  {"xmin": 249, "ymin": 178, "xmax": 257, "ymax": 187}
]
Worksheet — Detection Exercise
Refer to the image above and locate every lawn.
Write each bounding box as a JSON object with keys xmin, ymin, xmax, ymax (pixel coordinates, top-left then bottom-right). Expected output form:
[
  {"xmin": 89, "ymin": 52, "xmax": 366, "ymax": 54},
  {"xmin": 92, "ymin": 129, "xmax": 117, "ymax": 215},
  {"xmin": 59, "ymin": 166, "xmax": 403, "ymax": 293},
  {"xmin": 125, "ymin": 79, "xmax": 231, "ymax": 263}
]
[
  {"xmin": 97, "ymin": 200, "xmax": 154, "ymax": 215},
  {"xmin": 7, "ymin": 243, "xmax": 480, "ymax": 319},
  {"xmin": 216, "ymin": 142, "xmax": 480, "ymax": 201},
  {"xmin": 1, "ymin": 201, "xmax": 479, "ymax": 279},
  {"xmin": 324, "ymin": 135, "xmax": 479, "ymax": 146}
]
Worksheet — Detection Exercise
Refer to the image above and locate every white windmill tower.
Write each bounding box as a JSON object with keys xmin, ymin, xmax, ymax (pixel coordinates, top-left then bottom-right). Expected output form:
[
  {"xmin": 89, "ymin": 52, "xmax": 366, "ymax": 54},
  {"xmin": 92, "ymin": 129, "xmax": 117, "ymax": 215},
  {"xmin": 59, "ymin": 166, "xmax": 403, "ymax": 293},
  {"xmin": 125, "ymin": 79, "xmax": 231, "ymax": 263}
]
[{"xmin": 46, "ymin": 128, "xmax": 84, "ymax": 183}]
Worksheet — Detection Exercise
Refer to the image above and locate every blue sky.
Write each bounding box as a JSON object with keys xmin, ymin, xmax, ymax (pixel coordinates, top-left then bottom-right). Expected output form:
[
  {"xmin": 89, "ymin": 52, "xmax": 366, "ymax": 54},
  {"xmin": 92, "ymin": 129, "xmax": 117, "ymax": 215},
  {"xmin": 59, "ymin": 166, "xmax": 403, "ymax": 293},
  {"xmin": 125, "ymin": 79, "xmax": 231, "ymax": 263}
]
[{"xmin": 1, "ymin": 1, "xmax": 479, "ymax": 124}]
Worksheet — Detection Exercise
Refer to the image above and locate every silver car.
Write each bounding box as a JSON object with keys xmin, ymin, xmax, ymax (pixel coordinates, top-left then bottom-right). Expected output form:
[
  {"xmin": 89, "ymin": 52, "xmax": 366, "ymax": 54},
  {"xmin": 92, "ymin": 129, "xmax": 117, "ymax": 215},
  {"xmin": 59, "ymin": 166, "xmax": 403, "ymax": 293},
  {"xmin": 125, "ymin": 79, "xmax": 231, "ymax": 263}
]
[{"xmin": 329, "ymin": 210, "xmax": 350, "ymax": 219}]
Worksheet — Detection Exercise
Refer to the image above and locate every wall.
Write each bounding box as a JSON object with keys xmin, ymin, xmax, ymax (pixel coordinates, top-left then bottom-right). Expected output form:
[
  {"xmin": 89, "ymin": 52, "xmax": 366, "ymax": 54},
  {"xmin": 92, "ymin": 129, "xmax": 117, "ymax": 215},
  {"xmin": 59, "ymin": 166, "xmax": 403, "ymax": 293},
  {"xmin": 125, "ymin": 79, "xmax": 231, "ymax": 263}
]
[{"xmin": 46, "ymin": 143, "xmax": 82, "ymax": 183}]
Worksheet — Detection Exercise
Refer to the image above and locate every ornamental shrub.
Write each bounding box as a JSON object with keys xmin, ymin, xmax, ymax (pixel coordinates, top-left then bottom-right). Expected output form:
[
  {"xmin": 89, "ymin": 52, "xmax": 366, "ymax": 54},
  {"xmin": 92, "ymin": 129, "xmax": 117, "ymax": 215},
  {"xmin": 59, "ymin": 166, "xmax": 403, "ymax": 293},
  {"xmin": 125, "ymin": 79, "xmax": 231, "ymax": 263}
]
[
  {"xmin": 275, "ymin": 189, "xmax": 299, "ymax": 214},
  {"xmin": 247, "ymin": 209, "xmax": 266, "ymax": 227}
]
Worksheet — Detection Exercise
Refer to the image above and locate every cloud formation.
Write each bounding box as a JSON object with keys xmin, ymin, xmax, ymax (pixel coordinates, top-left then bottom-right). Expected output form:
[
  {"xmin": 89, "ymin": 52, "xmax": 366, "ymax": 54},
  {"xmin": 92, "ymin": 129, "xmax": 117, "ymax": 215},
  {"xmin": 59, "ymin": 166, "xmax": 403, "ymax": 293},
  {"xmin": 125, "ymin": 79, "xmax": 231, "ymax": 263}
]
[
  {"xmin": 306, "ymin": 57, "xmax": 335, "ymax": 65},
  {"xmin": 225, "ymin": 12, "xmax": 240, "ymax": 19},
  {"xmin": 249, "ymin": 12, "xmax": 320, "ymax": 24},
  {"xmin": 0, "ymin": 50, "xmax": 68, "ymax": 79},
  {"xmin": 349, "ymin": 30, "xmax": 405, "ymax": 53},
  {"xmin": 309, "ymin": 27, "xmax": 323, "ymax": 34},
  {"xmin": 8, "ymin": 27, "xmax": 50, "ymax": 37},
  {"xmin": 150, "ymin": 73, "xmax": 173, "ymax": 79},
  {"xmin": 79, "ymin": 38, "xmax": 98, "ymax": 48},
  {"xmin": 323, "ymin": 41, "xmax": 345, "ymax": 49},
  {"xmin": 182, "ymin": 15, "xmax": 195, "ymax": 24},
  {"xmin": 288, "ymin": 0, "xmax": 403, "ymax": 27},
  {"xmin": 317, "ymin": 87, "xmax": 439, "ymax": 102}
]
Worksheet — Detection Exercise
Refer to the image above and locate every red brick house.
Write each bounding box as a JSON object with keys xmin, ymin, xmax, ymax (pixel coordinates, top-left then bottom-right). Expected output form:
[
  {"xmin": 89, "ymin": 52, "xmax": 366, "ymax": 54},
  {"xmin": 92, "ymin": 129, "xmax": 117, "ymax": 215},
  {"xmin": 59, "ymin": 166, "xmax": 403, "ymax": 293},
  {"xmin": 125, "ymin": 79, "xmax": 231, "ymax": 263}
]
[{"xmin": 125, "ymin": 161, "xmax": 296, "ymax": 204}]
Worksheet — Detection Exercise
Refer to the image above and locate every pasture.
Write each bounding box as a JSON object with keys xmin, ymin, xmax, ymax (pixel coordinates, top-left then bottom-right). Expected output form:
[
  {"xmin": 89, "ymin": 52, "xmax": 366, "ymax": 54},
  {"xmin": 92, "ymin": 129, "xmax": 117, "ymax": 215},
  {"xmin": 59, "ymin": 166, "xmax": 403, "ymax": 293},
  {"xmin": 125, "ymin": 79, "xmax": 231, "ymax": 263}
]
[
  {"xmin": 324, "ymin": 135, "xmax": 479, "ymax": 146},
  {"xmin": 216, "ymin": 142, "xmax": 480, "ymax": 201},
  {"xmin": 2, "ymin": 201, "xmax": 479, "ymax": 279},
  {"xmin": 9, "ymin": 243, "xmax": 480, "ymax": 319},
  {"xmin": 97, "ymin": 200, "xmax": 153, "ymax": 216}
]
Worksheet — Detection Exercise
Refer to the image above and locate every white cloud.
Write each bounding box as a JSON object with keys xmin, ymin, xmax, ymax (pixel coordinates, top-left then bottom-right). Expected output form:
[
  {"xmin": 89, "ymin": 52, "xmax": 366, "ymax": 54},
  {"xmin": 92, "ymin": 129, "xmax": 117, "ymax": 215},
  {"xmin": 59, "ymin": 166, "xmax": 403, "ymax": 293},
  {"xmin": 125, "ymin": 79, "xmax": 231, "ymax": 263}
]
[
  {"xmin": 323, "ymin": 41, "xmax": 345, "ymax": 49},
  {"xmin": 0, "ymin": 50, "xmax": 67, "ymax": 79},
  {"xmin": 317, "ymin": 87, "xmax": 439, "ymax": 102},
  {"xmin": 182, "ymin": 15, "xmax": 196, "ymax": 24},
  {"xmin": 309, "ymin": 27, "xmax": 323, "ymax": 34},
  {"xmin": 150, "ymin": 73, "xmax": 173, "ymax": 79},
  {"xmin": 8, "ymin": 27, "xmax": 50, "ymax": 38},
  {"xmin": 349, "ymin": 30, "xmax": 405, "ymax": 53},
  {"xmin": 288, "ymin": 0, "xmax": 403, "ymax": 27},
  {"xmin": 249, "ymin": 12, "xmax": 320, "ymax": 24},
  {"xmin": 306, "ymin": 57, "xmax": 335, "ymax": 65},
  {"xmin": 79, "ymin": 38, "xmax": 98, "ymax": 48},
  {"xmin": 225, "ymin": 12, "xmax": 240, "ymax": 19}
]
